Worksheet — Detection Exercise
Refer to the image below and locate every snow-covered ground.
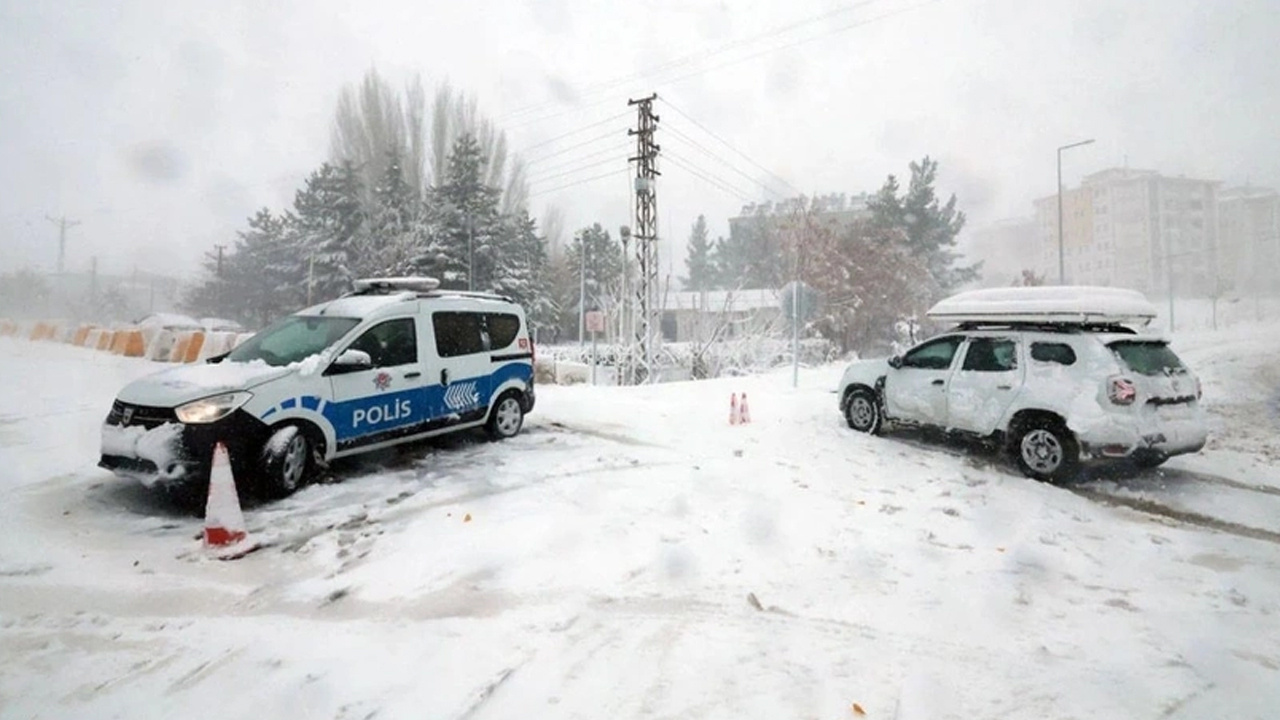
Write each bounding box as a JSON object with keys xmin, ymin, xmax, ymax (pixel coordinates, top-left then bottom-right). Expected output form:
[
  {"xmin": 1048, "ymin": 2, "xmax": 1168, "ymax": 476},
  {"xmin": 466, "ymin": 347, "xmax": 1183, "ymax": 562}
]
[{"xmin": 1, "ymin": 326, "xmax": 1278, "ymax": 719}]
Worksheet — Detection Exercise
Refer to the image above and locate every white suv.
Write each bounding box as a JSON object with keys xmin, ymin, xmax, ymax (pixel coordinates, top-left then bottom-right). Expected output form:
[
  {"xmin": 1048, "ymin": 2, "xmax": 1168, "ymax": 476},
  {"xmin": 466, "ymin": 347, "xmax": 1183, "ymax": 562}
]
[
  {"xmin": 836, "ymin": 287, "xmax": 1207, "ymax": 482},
  {"xmin": 100, "ymin": 277, "xmax": 536, "ymax": 502}
]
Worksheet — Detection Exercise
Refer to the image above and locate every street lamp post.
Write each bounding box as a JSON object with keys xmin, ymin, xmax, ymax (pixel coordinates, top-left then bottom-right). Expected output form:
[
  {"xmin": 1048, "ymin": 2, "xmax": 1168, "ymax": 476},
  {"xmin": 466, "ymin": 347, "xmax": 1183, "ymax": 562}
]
[{"xmin": 1057, "ymin": 138, "xmax": 1095, "ymax": 284}]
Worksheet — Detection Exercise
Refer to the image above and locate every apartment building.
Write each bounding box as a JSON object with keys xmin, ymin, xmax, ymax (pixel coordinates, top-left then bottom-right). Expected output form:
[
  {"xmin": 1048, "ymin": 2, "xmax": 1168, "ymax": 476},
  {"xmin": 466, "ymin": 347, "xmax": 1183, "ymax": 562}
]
[
  {"xmin": 1217, "ymin": 186, "xmax": 1280, "ymax": 294},
  {"xmin": 1034, "ymin": 168, "xmax": 1220, "ymax": 296}
]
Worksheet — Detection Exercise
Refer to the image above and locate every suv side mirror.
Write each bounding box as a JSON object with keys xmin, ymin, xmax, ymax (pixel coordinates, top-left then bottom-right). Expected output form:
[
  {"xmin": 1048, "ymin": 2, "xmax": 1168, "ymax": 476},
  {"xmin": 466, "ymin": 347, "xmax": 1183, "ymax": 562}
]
[
  {"xmin": 888, "ymin": 355, "xmax": 903, "ymax": 369},
  {"xmin": 326, "ymin": 349, "xmax": 372, "ymax": 375}
]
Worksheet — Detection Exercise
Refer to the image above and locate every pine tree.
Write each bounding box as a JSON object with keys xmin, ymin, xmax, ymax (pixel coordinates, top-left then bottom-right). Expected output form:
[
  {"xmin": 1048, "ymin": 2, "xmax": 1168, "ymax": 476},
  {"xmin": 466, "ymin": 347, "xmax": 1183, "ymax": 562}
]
[
  {"xmin": 868, "ymin": 157, "xmax": 979, "ymax": 292},
  {"xmin": 493, "ymin": 208, "xmax": 554, "ymax": 330},
  {"xmin": 682, "ymin": 214, "xmax": 714, "ymax": 291},
  {"xmin": 435, "ymin": 134, "xmax": 502, "ymax": 289},
  {"xmin": 290, "ymin": 161, "xmax": 366, "ymax": 302},
  {"xmin": 367, "ymin": 148, "xmax": 429, "ymax": 276}
]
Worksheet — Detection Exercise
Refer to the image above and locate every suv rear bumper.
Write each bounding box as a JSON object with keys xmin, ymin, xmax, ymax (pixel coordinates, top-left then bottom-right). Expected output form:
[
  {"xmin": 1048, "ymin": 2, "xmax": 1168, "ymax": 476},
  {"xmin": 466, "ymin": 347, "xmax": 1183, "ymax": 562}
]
[{"xmin": 1078, "ymin": 412, "xmax": 1208, "ymax": 461}]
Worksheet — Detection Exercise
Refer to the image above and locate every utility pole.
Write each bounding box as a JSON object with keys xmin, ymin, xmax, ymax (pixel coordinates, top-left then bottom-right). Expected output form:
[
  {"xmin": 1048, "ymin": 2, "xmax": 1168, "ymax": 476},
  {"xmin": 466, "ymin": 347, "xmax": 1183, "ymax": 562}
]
[
  {"xmin": 45, "ymin": 215, "xmax": 81, "ymax": 274},
  {"xmin": 628, "ymin": 93, "xmax": 660, "ymax": 384},
  {"xmin": 89, "ymin": 256, "xmax": 98, "ymax": 306},
  {"xmin": 214, "ymin": 243, "xmax": 227, "ymax": 313},
  {"xmin": 619, "ymin": 225, "xmax": 632, "ymax": 383},
  {"xmin": 467, "ymin": 214, "xmax": 475, "ymax": 292},
  {"xmin": 578, "ymin": 235, "xmax": 587, "ymax": 345},
  {"xmin": 1056, "ymin": 138, "xmax": 1094, "ymax": 285}
]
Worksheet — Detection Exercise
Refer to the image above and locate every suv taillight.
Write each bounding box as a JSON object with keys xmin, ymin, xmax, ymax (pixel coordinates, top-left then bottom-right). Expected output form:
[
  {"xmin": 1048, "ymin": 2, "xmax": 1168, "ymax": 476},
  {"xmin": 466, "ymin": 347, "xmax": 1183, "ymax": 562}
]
[
  {"xmin": 1195, "ymin": 376, "xmax": 1202, "ymax": 400},
  {"xmin": 1109, "ymin": 378, "xmax": 1137, "ymax": 405}
]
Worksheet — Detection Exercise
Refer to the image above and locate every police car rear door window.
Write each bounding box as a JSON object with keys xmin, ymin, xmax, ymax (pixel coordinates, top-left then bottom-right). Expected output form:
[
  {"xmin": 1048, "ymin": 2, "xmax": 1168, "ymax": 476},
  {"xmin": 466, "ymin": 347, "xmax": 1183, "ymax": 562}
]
[{"xmin": 433, "ymin": 312, "xmax": 488, "ymax": 357}]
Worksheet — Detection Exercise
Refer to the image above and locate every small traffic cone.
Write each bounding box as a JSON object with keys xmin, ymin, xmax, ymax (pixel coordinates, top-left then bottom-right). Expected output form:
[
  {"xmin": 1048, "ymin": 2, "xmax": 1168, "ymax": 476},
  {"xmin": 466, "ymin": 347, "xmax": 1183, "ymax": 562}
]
[
  {"xmin": 729, "ymin": 393, "xmax": 739, "ymax": 425},
  {"xmin": 204, "ymin": 443, "xmax": 248, "ymax": 551},
  {"xmin": 739, "ymin": 392, "xmax": 751, "ymax": 424}
]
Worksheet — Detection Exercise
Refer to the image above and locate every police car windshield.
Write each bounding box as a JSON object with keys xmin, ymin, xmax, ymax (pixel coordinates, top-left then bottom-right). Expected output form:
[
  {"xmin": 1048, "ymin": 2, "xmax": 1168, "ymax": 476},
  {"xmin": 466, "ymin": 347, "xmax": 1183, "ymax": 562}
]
[{"xmin": 226, "ymin": 316, "xmax": 360, "ymax": 367}]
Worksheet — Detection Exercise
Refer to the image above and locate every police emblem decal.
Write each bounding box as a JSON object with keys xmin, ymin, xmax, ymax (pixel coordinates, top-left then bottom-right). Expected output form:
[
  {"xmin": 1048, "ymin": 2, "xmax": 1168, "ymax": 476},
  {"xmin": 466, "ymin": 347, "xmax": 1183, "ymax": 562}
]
[{"xmin": 373, "ymin": 372, "xmax": 392, "ymax": 391}]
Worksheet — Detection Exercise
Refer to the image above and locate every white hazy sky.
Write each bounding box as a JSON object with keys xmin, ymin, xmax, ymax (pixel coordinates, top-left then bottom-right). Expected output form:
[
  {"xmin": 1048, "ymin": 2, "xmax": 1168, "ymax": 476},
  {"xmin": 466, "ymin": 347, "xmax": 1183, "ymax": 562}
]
[{"xmin": 2, "ymin": 0, "xmax": 1278, "ymax": 281}]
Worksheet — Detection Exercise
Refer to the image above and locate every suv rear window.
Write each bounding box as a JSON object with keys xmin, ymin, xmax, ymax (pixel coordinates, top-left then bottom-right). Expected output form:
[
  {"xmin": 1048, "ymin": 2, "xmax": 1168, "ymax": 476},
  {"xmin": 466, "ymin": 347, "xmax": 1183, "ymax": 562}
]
[{"xmin": 1108, "ymin": 340, "xmax": 1187, "ymax": 376}]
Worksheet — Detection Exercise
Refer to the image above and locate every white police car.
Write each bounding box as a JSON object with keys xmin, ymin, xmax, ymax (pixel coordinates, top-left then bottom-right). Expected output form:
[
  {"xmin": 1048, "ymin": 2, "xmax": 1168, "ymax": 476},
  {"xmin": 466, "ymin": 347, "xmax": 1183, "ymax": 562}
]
[{"xmin": 99, "ymin": 277, "xmax": 536, "ymax": 501}]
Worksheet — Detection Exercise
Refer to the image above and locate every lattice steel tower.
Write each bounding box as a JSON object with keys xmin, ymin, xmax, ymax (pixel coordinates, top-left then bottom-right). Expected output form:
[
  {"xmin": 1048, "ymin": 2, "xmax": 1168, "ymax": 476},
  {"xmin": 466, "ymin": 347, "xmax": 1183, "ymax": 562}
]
[{"xmin": 628, "ymin": 93, "xmax": 660, "ymax": 383}]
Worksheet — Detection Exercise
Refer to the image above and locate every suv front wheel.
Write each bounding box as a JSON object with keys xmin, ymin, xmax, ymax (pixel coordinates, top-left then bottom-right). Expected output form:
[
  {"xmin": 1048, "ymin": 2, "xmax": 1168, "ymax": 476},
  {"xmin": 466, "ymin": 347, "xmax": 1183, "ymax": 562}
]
[
  {"xmin": 1011, "ymin": 416, "xmax": 1080, "ymax": 483},
  {"xmin": 843, "ymin": 388, "xmax": 883, "ymax": 435}
]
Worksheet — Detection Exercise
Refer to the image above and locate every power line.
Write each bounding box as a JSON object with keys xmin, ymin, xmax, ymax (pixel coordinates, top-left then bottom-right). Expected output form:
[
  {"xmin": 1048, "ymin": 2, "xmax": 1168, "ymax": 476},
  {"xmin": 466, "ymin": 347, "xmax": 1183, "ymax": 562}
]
[
  {"xmin": 498, "ymin": 0, "xmax": 890, "ymax": 124},
  {"xmin": 662, "ymin": 151, "xmax": 755, "ymax": 202},
  {"xmin": 655, "ymin": 0, "xmax": 941, "ymax": 91},
  {"xmin": 660, "ymin": 98, "xmax": 799, "ymax": 196},
  {"xmin": 524, "ymin": 143, "xmax": 632, "ymax": 179},
  {"xmin": 527, "ymin": 169, "xmax": 631, "ymax": 199},
  {"xmin": 520, "ymin": 110, "xmax": 632, "ymax": 153},
  {"xmin": 527, "ymin": 155, "xmax": 631, "ymax": 185},
  {"xmin": 525, "ymin": 128, "xmax": 627, "ymax": 165},
  {"xmin": 499, "ymin": 0, "xmax": 935, "ymax": 131},
  {"xmin": 662, "ymin": 124, "xmax": 789, "ymax": 198}
]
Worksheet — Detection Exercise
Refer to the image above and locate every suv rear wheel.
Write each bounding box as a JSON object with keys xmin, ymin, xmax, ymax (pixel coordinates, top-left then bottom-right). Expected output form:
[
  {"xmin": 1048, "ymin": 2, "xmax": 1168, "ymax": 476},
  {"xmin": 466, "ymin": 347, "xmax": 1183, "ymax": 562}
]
[{"xmin": 1011, "ymin": 416, "xmax": 1080, "ymax": 483}]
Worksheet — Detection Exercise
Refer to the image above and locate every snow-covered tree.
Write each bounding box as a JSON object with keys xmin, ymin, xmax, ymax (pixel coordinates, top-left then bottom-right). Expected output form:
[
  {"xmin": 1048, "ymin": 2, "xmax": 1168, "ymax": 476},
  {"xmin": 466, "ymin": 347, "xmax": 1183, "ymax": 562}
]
[
  {"xmin": 434, "ymin": 134, "xmax": 503, "ymax": 290},
  {"xmin": 682, "ymin": 215, "xmax": 714, "ymax": 291},
  {"xmin": 868, "ymin": 157, "xmax": 978, "ymax": 293},
  {"xmin": 290, "ymin": 161, "xmax": 366, "ymax": 302}
]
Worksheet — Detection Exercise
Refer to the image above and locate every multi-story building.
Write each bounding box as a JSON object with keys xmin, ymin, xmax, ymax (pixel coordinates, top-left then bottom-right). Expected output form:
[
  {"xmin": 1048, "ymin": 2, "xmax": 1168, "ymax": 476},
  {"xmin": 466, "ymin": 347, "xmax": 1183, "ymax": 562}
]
[
  {"xmin": 1034, "ymin": 168, "xmax": 1220, "ymax": 296},
  {"xmin": 1217, "ymin": 186, "xmax": 1280, "ymax": 294}
]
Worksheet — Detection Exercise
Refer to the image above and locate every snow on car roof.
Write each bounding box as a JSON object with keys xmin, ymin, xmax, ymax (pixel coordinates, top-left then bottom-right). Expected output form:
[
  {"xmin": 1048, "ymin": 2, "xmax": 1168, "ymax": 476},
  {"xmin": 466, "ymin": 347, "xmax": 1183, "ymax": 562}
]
[
  {"xmin": 297, "ymin": 290, "xmax": 517, "ymax": 319},
  {"xmin": 927, "ymin": 286, "xmax": 1157, "ymax": 326},
  {"xmin": 297, "ymin": 294, "xmax": 416, "ymax": 318}
]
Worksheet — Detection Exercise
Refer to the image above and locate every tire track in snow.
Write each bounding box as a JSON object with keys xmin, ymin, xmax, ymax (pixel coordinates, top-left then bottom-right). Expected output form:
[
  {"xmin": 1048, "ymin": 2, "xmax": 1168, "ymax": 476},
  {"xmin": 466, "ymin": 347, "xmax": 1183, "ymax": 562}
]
[
  {"xmin": 883, "ymin": 431, "xmax": 1280, "ymax": 546},
  {"xmin": 1064, "ymin": 486, "xmax": 1280, "ymax": 545}
]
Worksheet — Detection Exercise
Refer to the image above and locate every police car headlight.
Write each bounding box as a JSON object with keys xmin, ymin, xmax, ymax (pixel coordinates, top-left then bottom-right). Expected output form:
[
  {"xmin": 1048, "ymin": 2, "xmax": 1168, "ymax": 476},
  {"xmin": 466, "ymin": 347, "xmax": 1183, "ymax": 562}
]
[{"xmin": 175, "ymin": 392, "xmax": 252, "ymax": 424}]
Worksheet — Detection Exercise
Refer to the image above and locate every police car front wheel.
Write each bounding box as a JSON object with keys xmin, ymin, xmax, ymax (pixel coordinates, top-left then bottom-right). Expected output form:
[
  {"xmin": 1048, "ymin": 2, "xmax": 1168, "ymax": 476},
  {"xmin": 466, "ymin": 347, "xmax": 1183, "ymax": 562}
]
[
  {"xmin": 260, "ymin": 424, "xmax": 315, "ymax": 498},
  {"xmin": 487, "ymin": 393, "xmax": 525, "ymax": 440}
]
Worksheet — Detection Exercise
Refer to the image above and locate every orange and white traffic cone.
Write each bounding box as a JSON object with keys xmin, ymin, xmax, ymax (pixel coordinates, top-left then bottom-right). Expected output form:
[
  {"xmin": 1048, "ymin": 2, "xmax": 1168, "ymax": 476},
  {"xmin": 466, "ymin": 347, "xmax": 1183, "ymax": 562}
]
[
  {"xmin": 204, "ymin": 443, "xmax": 250, "ymax": 555},
  {"xmin": 739, "ymin": 392, "xmax": 751, "ymax": 424},
  {"xmin": 729, "ymin": 393, "xmax": 739, "ymax": 425}
]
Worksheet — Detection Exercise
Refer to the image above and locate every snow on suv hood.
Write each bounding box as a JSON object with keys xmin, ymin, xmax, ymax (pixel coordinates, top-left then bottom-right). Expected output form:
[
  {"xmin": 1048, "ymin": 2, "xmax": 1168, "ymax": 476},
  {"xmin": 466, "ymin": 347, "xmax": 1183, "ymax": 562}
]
[{"xmin": 116, "ymin": 360, "xmax": 292, "ymax": 407}]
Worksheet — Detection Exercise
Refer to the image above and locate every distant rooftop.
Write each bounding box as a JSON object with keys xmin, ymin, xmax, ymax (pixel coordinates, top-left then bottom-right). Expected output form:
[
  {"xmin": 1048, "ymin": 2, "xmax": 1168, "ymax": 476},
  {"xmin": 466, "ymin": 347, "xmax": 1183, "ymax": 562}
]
[
  {"xmin": 1220, "ymin": 185, "xmax": 1278, "ymax": 200},
  {"xmin": 1081, "ymin": 167, "xmax": 1219, "ymax": 186}
]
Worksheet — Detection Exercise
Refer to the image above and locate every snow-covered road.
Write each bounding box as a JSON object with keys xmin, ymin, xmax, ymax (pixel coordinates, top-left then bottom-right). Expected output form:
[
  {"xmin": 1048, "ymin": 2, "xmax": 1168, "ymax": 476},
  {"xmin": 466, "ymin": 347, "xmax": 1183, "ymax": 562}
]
[{"xmin": 1, "ymin": 329, "xmax": 1278, "ymax": 719}]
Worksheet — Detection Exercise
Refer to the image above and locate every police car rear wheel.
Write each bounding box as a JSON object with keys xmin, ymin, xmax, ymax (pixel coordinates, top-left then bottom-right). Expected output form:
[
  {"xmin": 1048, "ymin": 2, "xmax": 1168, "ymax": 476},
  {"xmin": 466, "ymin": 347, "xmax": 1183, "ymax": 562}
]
[
  {"xmin": 487, "ymin": 394, "xmax": 524, "ymax": 440},
  {"xmin": 261, "ymin": 425, "xmax": 313, "ymax": 498}
]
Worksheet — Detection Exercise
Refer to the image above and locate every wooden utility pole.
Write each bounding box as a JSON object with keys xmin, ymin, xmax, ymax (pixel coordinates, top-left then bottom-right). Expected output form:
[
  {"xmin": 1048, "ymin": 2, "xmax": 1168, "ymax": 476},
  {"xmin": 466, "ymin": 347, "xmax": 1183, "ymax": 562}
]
[
  {"xmin": 45, "ymin": 215, "xmax": 81, "ymax": 274},
  {"xmin": 628, "ymin": 93, "xmax": 660, "ymax": 383}
]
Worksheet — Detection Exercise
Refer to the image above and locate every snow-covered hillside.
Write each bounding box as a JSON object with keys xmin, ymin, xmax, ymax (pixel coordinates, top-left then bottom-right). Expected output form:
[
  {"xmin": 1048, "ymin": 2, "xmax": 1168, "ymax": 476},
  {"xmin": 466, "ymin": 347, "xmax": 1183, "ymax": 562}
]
[{"xmin": 1, "ymin": 327, "xmax": 1278, "ymax": 719}]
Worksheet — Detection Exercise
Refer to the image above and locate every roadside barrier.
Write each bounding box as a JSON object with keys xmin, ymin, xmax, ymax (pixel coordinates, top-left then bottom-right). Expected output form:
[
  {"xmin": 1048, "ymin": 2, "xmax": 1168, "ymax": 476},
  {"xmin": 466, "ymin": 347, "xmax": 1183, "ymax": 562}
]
[
  {"xmin": 5, "ymin": 319, "xmax": 253, "ymax": 364},
  {"xmin": 183, "ymin": 332, "xmax": 206, "ymax": 363}
]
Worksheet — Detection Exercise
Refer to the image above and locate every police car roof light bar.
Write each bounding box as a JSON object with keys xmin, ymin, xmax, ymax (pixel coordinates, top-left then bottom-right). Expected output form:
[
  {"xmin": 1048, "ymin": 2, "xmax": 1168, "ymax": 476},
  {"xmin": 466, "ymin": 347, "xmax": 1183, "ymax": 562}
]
[{"xmin": 352, "ymin": 277, "xmax": 441, "ymax": 294}]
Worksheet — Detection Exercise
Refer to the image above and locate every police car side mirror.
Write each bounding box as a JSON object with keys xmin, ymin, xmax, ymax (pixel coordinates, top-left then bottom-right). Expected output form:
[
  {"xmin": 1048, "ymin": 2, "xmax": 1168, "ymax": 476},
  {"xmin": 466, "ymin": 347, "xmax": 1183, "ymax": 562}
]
[
  {"xmin": 326, "ymin": 349, "xmax": 373, "ymax": 375},
  {"xmin": 888, "ymin": 355, "xmax": 903, "ymax": 369}
]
